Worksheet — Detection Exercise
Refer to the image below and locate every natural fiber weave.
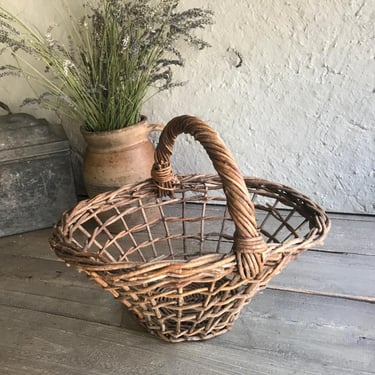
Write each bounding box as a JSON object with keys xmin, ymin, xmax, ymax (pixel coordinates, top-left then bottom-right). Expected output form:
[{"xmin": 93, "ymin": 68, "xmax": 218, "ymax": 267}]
[{"xmin": 50, "ymin": 115, "xmax": 330, "ymax": 342}]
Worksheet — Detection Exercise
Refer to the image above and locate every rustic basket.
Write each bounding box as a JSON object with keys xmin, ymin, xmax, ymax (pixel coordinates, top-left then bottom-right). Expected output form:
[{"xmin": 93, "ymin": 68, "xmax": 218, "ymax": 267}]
[{"xmin": 50, "ymin": 115, "xmax": 330, "ymax": 342}]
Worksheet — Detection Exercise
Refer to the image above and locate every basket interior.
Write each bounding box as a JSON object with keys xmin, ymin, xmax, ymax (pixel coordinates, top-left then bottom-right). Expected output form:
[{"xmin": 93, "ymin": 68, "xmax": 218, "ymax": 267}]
[{"xmin": 66, "ymin": 177, "xmax": 316, "ymax": 264}]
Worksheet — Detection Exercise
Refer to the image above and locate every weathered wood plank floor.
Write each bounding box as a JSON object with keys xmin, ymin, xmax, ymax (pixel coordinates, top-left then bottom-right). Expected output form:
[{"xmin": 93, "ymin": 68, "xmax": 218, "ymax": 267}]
[{"xmin": 0, "ymin": 212, "xmax": 374, "ymax": 374}]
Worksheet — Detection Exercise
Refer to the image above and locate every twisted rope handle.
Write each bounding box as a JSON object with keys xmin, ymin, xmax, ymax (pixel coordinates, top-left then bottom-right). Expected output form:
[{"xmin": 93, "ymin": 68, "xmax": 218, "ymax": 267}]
[{"xmin": 151, "ymin": 115, "xmax": 267, "ymax": 280}]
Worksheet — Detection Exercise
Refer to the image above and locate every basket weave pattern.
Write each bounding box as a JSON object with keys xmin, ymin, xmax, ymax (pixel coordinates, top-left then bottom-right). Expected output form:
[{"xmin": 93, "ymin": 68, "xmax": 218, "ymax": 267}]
[{"xmin": 50, "ymin": 116, "xmax": 330, "ymax": 342}]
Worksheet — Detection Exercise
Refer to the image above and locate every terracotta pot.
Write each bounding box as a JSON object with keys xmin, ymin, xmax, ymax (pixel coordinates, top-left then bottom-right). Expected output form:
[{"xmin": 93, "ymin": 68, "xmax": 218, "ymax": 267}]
[
  {"xmin": 81, "ymin": 116, "xmax": 162, "ymax": 197},
  {"xmin": 81, "ymin": 117, "xmax": 163, "ymax": 230}
]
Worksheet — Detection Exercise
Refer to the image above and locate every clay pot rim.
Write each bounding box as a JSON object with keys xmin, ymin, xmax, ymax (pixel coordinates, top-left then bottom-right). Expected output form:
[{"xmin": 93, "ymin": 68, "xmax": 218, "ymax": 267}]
[{"xmin": 80, "ymin": 115, "xmax": 148, "ymax": 137}]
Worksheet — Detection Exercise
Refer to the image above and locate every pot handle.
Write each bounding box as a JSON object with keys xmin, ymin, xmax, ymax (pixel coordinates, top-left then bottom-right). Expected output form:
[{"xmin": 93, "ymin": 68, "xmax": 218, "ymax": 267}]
[
  {"xmin": 151, "ymin": 115, "xmax": 267, "ymax": 280},
  {"xmin": 0, "ymin": 101, "xmax": 12, "ymax": 115},
  {"xmin": 148, "ymin": 123, "xmax": 164, "ymax": 132}
]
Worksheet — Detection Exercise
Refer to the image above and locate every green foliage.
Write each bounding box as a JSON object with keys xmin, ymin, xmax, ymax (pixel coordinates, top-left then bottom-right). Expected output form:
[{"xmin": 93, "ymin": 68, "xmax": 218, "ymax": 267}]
[{"xmin": 0, "ymin": 0, "xmax": 213, "ymax": 131}]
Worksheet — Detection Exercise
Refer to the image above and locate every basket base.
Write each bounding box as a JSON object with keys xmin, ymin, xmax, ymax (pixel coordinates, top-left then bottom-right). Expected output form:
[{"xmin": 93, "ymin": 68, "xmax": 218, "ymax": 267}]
[
  {"xmin": 117, "ymin": 279, "xmax": 255, "ymax": 343},
  {"xmin": 120, "ymin": 304, "xmax": 236, "ymax": 342}
]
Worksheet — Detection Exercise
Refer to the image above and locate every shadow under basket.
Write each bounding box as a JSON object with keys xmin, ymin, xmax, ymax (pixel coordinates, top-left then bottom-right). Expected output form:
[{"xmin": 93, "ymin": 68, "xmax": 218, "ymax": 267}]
[{"xmin": 50, "ymin": 116, "xmax": 330, "ymax": 343}]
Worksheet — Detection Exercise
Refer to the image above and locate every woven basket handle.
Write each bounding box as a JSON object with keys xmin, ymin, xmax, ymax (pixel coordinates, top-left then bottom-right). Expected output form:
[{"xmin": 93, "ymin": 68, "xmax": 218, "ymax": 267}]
[{"xmin": 151, "ymin": 115, "xmax": 267, "ymax": 280}]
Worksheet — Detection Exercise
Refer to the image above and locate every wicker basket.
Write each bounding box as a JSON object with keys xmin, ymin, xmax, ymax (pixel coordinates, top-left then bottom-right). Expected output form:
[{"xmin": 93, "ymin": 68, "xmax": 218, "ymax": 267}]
[{"xmin": 50, "ymin": 115, "xmax": 330, "ymax": 342}]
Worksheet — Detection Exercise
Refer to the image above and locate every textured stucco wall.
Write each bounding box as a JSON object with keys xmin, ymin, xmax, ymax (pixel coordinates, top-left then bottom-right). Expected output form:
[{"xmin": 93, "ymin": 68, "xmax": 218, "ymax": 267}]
[{"xmin": 1, "ymin": 0, "xmax": 374, "ymax": 213}]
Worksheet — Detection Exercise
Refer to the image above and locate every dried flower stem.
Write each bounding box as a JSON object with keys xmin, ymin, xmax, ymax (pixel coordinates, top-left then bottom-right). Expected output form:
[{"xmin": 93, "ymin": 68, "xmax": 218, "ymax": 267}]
[{"xmin": 0, "ymin": 1, "xmax": 214, "ymax": 131}]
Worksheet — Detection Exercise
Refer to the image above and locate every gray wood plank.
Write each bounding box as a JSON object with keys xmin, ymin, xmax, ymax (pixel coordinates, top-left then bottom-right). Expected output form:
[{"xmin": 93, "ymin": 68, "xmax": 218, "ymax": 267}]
[
  {"xmin": 218, "ymin": 290, "xmax": 375, "ymax": 374},
  {"xmin": 0, "ymin": 254, "xmax": 93, "ymax": 288},
  {"xmin": 1, "ymin": 212, "xmax": 374, "ymax": 265},
  {"xmin": 0, "ymin": 288, "xmax": 122, "ymax": 327},
  {"xmin": 328, "ymin": 213, "xmax": 375, "ymax": 222},
  {"xmin": 123, "ymin": 287, "xmax": 375, "ymax": 374},
  {"xmin": 0, "ymin": 212, "xmax": 373, "ymax": 328},
  {"xmin": 0, "ymin": 303, "xmax": 374, "ymax": 375},
  {"xmin": 0, "ymin": 228, "xmax": 55, "ymax": 260},
  {"xmin": 1, "ymin": 250, "xmax": 373, "ymax": 373},
  {"xmin": 246, "ymin": 288, "xmax": 375, "ymax": 332},
  {"xmin": 317, "ymin": 214, "xmax": 375, "ymax": 255},
  {"xmin": 1, "ymin": 236, "xmax": 374, "ymax": 315},
  {"xmin": 0, "ymin": 253, "xmax": 123, "ymax": 326},
  {"xmin": 269, "ymin": 250, "xmax": 375, "ymax": 300}
]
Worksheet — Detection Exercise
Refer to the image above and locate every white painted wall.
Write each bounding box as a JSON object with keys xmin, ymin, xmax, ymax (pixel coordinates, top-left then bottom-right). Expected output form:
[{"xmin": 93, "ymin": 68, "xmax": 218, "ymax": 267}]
[{"xmin": 1, "ymin": 0, "xmax": 374, "ymax": 213}]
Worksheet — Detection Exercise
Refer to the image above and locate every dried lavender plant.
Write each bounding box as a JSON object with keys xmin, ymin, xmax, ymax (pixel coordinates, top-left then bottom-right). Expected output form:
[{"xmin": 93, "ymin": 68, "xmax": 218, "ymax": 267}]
[{"xmin": 0, "ymin": 0, "xmax": 213, "ymax": 131}]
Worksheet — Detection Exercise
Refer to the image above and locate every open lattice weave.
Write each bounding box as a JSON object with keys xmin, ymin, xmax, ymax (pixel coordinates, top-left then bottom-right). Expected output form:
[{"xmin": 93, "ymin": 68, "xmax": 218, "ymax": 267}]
[{"xmin": 50, "ymin": 116, "xmax": 330, "ymax": 342}]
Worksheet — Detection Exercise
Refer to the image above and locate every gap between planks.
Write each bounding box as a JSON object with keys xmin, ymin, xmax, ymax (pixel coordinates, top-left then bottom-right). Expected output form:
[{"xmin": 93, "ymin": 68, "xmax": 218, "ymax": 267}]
[{"xmin": 267, "ymin": 286, "xmax": 375, "ymax": 304}]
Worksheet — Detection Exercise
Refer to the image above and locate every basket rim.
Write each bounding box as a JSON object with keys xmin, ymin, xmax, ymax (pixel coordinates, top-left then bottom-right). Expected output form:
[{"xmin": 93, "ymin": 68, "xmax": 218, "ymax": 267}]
[{"xmin": 52, "ymin": 174, "xmax": 330, "ymax": 278}]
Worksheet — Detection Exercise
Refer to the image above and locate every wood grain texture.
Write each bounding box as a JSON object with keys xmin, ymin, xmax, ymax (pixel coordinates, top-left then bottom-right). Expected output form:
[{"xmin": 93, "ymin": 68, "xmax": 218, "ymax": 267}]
[
  {"xmin": 1, "ymin": 212, "xmax": 373, "ymax": 259},
  {"xmin": 0, "ymin": 211, "xmax": 374, "ymax": 374},
  {"xmin": 317, "ymin": 214, "xmax": 375, "ymax": 255},
  {"xmin": 269, "ymin": 250, "xmax": 375, "ymax": 300},
  {"xmin": 0, "ymin": 299, "xmax": 374, "ymax": 375},
  {"xmin": 1, "ymin": 242, "xmax": 374, "ymax": 308}
]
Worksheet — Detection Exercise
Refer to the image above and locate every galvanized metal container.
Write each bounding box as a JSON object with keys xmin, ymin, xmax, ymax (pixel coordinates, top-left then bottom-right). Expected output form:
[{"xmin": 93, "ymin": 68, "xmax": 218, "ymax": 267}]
[{"xmin": 0, "ymin": 113, "xmax": 76, "ymax": 237}]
